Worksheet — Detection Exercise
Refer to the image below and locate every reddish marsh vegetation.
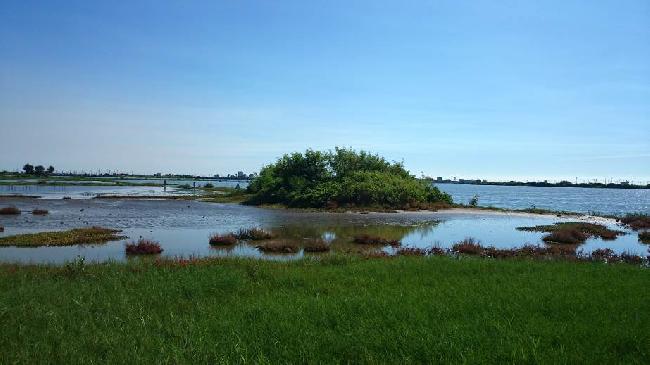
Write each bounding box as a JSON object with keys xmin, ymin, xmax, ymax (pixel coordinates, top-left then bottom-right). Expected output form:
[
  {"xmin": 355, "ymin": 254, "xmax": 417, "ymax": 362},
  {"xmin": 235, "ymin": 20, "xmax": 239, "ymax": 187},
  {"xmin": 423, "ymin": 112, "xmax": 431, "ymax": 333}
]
[
  {"xmin": 518, "ymin": 222, "xmax": 624, "ymax": 244},
  {"xmin": 209, "ymin": 233, "xmax": 237, "ymax": 246},
  {"xmin": 0, "ymin": 206, "xmax": 21, "ymax": 215},
  {"xmin": 31, "ymin": 209, "xmax": 49, "ymax": 215},
  {"xmin": 256, "ymin": 241, "xmax": 300, "ymax": 253},
  {"xmin": 125, "ymin": 239, "xmax": 163, "ymax": 255},
  {"xmin": 353, "ymin": 234, "xmax": 401, "ymax": 247},
  {"xmin": 620, "ymin": 214, "xmax": 650, "ymax": 230}
]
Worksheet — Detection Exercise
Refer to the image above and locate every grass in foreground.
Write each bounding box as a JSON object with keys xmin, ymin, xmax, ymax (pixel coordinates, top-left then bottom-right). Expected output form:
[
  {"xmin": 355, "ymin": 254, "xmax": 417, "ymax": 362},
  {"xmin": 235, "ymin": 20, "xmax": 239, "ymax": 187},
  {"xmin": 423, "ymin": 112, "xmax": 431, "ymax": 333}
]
[
  {"xmin": 0, "ymin": 227, "xmax": 125, "ymax": 247},
  {"xmin": 0, "ymin": 256, "xmax": 648, "ymax": 364}
]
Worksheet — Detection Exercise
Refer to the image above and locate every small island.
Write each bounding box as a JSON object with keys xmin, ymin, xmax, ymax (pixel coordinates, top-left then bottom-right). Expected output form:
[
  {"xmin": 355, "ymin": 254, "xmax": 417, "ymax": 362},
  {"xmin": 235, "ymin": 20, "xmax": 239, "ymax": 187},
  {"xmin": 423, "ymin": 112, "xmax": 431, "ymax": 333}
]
[{"xmin": 245, "ymin": 147, "xmax": 452, "ymax": 210}]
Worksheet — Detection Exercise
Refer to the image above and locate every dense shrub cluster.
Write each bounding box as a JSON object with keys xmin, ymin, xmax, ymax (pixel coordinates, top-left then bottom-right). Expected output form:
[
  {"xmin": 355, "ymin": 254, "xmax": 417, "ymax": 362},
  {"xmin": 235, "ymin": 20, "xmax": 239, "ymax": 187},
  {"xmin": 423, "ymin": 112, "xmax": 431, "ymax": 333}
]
[{"xmin": 246, "ymin": 148, "xmax": 452, "ymax": 208}]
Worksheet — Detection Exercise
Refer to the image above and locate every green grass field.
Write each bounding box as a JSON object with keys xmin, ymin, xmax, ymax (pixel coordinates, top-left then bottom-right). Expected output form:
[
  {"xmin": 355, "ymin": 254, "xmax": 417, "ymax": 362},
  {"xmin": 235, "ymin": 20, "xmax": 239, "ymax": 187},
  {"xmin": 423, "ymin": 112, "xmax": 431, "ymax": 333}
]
[{"xmin": 0, "ymin": 256, "xmax": 648, "ymax": 364}]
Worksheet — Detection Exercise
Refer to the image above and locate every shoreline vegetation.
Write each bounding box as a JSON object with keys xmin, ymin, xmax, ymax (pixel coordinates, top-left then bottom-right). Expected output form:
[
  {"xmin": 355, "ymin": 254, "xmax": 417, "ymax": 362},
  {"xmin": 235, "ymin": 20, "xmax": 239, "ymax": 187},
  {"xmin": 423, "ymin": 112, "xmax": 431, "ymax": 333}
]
[{"xmin": 0, "ymin": 255, "xmax": 648, "ymax": 363}]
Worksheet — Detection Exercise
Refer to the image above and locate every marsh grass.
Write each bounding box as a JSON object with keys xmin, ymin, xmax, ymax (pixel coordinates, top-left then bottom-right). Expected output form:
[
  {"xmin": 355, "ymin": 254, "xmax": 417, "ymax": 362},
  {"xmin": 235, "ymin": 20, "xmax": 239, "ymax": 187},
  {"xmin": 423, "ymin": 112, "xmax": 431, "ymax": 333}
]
[
  {"xmin": 517, "ymin": 222, "xmax": 625, "ymax": 244},
  {"xmin": 302, "ymin": 239, "xmax": 330, "ymax": 253},
  {"xmin": 31, "ymin": 209, "xmax": 48, "ymax": 215},
  {"xmin": 352, "ymin": 234, "xmax": 401, "ymax": 247},
  {"xmin": 0, "ymin": 256, "xmax": 648, "ymax": 363},
  {"xmin": 208, "ymin": 233, "xmax": 237, "ymax": 246},
  {"xmin": 0, "ymin": 206, "xmax": 21, "ymax": 215},
  {"xmin": 256, "ymin": 240, "xmax": 300, "ymax": 253},
  {"xmin": 125, "ymin": 239, "xmax": 163, "ymax": 255},
  {"xmin": 235, "ymin": 227, "xmax": 274, "ymax": 240},
  {"xmin": 639, "ymin": 231, "xmax": 650, "ymax": 244},
  {"xmin": 0, "ymin": 227, "xmax": 125, "ymax": 247},
  {"xmin": 620, "ymin": 214, "xmax": 650, "ymax": 230}
]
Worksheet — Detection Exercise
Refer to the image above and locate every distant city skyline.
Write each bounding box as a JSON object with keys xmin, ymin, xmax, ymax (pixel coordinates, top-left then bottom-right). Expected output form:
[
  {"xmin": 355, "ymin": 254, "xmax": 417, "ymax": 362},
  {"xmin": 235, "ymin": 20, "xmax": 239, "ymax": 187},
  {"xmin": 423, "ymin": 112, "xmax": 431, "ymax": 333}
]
[{"xmin": 1, "ymin": 1, "xmax": 648, "ymax": 181}]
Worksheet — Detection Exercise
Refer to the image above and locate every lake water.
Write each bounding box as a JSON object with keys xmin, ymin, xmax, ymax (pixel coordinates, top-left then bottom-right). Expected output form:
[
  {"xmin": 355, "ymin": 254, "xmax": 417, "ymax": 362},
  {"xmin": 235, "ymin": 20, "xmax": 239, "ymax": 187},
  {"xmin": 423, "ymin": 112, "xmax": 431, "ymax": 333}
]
[
  {"xmin": 0, "ymin": 198, "xmax": 647, "ymax": 264},
  {"xmin": 435, "ymin": 183, "xmax": 650, "ymax": 215}
]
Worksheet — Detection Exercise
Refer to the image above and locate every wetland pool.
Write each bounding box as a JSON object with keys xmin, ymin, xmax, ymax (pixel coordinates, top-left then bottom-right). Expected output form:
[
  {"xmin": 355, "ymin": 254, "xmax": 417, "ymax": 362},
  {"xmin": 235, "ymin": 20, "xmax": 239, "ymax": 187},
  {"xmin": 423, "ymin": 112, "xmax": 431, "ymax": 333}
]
[{"xmin": 0, "ymin": 198, "xmax": 647, "ymax": 264}]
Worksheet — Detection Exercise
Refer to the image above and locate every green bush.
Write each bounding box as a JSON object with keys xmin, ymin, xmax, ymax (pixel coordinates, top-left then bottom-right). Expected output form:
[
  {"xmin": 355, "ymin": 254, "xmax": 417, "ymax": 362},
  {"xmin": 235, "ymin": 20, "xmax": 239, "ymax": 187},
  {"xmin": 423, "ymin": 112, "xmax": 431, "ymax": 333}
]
[{"xmin": 246, "ymin": 148, "xmax": 452, "ymax": 208}]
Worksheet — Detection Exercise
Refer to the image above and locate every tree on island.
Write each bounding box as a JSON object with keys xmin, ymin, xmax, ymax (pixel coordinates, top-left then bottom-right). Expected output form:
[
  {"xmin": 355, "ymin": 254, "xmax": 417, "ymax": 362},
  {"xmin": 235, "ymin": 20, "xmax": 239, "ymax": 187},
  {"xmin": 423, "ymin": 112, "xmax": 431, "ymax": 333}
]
[
  {"xmin": 22, "ymin": 164, "xmax": 34, "ymax": 175},
  {"xmin": 47, "ymin": 165, "xmax": 55, "ymax": 174},
  {"xmin": 245, "ymin": 147, "xmax": 453, "ymax": 209},
  {"xmin": 34, "ymin": 165, "xmax": 45, "ymax": 175}
]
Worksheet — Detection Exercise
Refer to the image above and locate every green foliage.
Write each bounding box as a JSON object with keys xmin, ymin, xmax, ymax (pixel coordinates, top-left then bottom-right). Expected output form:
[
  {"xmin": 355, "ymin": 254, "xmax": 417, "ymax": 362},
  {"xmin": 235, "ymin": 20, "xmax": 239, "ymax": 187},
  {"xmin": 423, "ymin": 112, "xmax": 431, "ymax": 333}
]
[{"xmin": 246, "ymin": 147, "xmax": 452, "ymax": 208}]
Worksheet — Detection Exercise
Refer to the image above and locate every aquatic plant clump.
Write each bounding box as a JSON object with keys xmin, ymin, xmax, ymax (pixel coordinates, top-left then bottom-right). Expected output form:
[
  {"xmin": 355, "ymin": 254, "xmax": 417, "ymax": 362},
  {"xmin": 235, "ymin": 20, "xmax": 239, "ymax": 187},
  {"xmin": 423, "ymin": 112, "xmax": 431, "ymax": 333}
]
[
  {"xmin": 125, "ymin": 239, "xmax": 163, "ymax": 255},
  {"xmin": 352, "ymin": 234, "xmax": 401, "ymax": 247},
  {"xmin": 0, "ymin": 227, "xmax": 125, "ymax": 247},
  {"xmin": 452, "ymin": 238, "xmax": 483, "ymax": 255},
  {"xmin": 302, "ymin": 239, "xmax": 330, "ymax": 253},
  {"xmin": 256, "ymin": 241, "xmax": 300, "ymax": 254},
  {"xmin": 235, "ymin": 228, "xmax": 274, "ymax": 241},
  {"xmin": 245, "ymin": 147, "xmax": 453, "ymax": 209},
  {"xmin": 620, "ymin": 214, "xmax": 650, "ymax": 230},
  {"xmin": 517, "ymin": 222, "xmax": 625, "ymax": 244},
  {"xmin": 31, "ymin": 209, "xmax": 49, "ymax": 215},
  {"xmin": 0, "ymin": 206, "xmax": 21, "ymax": 215},
  {"xmin": 209, "ymin": 233, "xmax": 238, "ymax": 246},
  {"xmin": 639, "ymin": 231, "xmax": 650, "ymax": 244}
]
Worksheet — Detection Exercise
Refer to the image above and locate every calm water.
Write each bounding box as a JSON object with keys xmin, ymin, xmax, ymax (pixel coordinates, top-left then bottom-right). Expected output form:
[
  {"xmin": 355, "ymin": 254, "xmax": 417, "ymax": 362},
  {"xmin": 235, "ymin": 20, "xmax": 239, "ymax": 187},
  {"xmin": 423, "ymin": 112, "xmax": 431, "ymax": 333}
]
[
  {"xmin": 0, "ymin": 198, "xmax": 646, "ymax": 264},
  {"xmin": 435, "ymin": 183, "xmax": 650, "ymax": 215},
  {"xmin": 0, "ymin": 179, "xmax": 248, "ymax": 199}
]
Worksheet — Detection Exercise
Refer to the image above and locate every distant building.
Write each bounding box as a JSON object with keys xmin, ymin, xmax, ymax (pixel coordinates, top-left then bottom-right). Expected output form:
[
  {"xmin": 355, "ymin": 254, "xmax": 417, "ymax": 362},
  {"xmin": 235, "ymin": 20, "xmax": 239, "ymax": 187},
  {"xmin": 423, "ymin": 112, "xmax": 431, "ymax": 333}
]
[{"xmin": 436, "ymin": 177, "xmax": 443, "ymax": 182}]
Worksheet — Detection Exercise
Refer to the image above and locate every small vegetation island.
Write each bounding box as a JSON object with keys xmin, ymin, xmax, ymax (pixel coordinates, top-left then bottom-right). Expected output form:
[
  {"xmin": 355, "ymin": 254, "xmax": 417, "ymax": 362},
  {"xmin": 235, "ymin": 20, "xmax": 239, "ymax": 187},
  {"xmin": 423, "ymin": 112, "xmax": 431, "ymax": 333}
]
[{"xmin": 245, "ymin": 148, "xmax": 453, "ymax": 209}]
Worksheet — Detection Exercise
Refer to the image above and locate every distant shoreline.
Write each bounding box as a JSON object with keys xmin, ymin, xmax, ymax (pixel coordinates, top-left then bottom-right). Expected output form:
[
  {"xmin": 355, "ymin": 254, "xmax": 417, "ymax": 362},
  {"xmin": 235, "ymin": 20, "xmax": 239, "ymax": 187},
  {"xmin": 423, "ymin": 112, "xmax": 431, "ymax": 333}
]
[{"xmin": 431, "ymin": 181, "xmax": 649, "ymax": 190}]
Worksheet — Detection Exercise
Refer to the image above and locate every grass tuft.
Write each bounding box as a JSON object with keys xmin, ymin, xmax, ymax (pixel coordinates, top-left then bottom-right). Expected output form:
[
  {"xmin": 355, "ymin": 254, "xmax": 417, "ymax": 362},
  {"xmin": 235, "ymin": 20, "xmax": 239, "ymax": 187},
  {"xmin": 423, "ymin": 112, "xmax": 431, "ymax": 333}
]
[
  {"xmin": 235, "ymin": 227, "xmax": 274, "ymax": 240},
  {"xmin": 452, "ymin": 237, "xmax": 483, "ymax": 255},
  {"xmin": 256, "ymin": 240, "xmax": 300, "ymax": 253},
  {"xmin": 639, "ymin": 231, "xmax": 650, "ymax": 244},
  {"xmin": 352, "ymin": 234, "xmax": 401, "ymax": 247},
  {"xmin": 518, "ymin": 222, "xmax": 624, "ymax": 244},
  {"xmin": 0, "ymin": 206, "xmax": 21, "ymax": 215},
  {"xmin": 620, "ymin": 214, "xmax": 650, "ymax": 230},
  {"xmin": 303, "ymin": 239, "xmax": 330, "ymax": 253},
  {"xmin": 31, "ymin": 209, "xmax": 49, "ymax": 215},
  {"xmin": 209, "ymin": 233, "xmax": 237, "ymax": 246},
  {"xmin": 125, "ymin": 239, "xmax": 163, "ymax": 255}
]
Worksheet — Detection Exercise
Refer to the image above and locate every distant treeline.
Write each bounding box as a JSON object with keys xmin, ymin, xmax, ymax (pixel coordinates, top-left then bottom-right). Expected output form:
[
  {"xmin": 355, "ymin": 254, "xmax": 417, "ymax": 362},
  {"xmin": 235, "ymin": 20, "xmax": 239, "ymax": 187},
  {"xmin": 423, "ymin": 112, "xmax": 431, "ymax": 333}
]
[{"xmin": 429, "ymin": 179, "xmax": 650, "ymax": 190}]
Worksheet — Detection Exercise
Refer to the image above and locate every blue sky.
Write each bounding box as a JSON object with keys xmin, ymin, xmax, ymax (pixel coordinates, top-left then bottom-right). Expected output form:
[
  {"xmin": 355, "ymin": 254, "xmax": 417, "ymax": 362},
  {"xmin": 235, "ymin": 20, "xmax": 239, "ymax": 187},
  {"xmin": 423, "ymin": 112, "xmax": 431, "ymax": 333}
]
[{"xmin": 1, "ymin": 1, "xmax": 648, "ymax": 182}]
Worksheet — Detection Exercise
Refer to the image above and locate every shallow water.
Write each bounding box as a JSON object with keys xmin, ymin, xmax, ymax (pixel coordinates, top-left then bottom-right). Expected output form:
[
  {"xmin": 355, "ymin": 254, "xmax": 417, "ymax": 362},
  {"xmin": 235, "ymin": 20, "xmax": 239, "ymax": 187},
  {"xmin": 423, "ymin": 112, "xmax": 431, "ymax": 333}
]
[
  {"xmin": 0, "ymin": 198, "xmax": 646, "ymax": 264},
  {"xmin": 0, "ymin": 179, "xmax": 248, "ymax": 199},
  {"xmin": 435, "ymin": 183, "xmax": 650, "ymax": 215}
]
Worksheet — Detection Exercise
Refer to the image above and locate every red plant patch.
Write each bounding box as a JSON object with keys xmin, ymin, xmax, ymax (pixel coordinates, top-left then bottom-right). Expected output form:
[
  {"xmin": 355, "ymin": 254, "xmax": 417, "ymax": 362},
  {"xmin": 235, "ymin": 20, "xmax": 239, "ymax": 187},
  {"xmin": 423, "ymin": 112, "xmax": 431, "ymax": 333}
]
[
  {"xmin": 125, "ymin": 239, "xmax": 163, "ymax": 255},
  {"xmin": 0, "ymin": 206, "xmax": 21, "ymax": 215},
  {"xmin": 32, "ymin": 209, "xmax": 49, "ymax": 215},
  {"xmin": 353, "ymin": 234, "xmax": 401, "ymax": 247},
  {"xmin": 542, "ymin": 229, "xmax": 588, "ymax": 245},
  {"xmin": 452, "ymin": 238, "xmax": 483, "ymax": 255},
  {"xmin": 209, "ymin": 233, "xmax": 237, "ymax": 246}
]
